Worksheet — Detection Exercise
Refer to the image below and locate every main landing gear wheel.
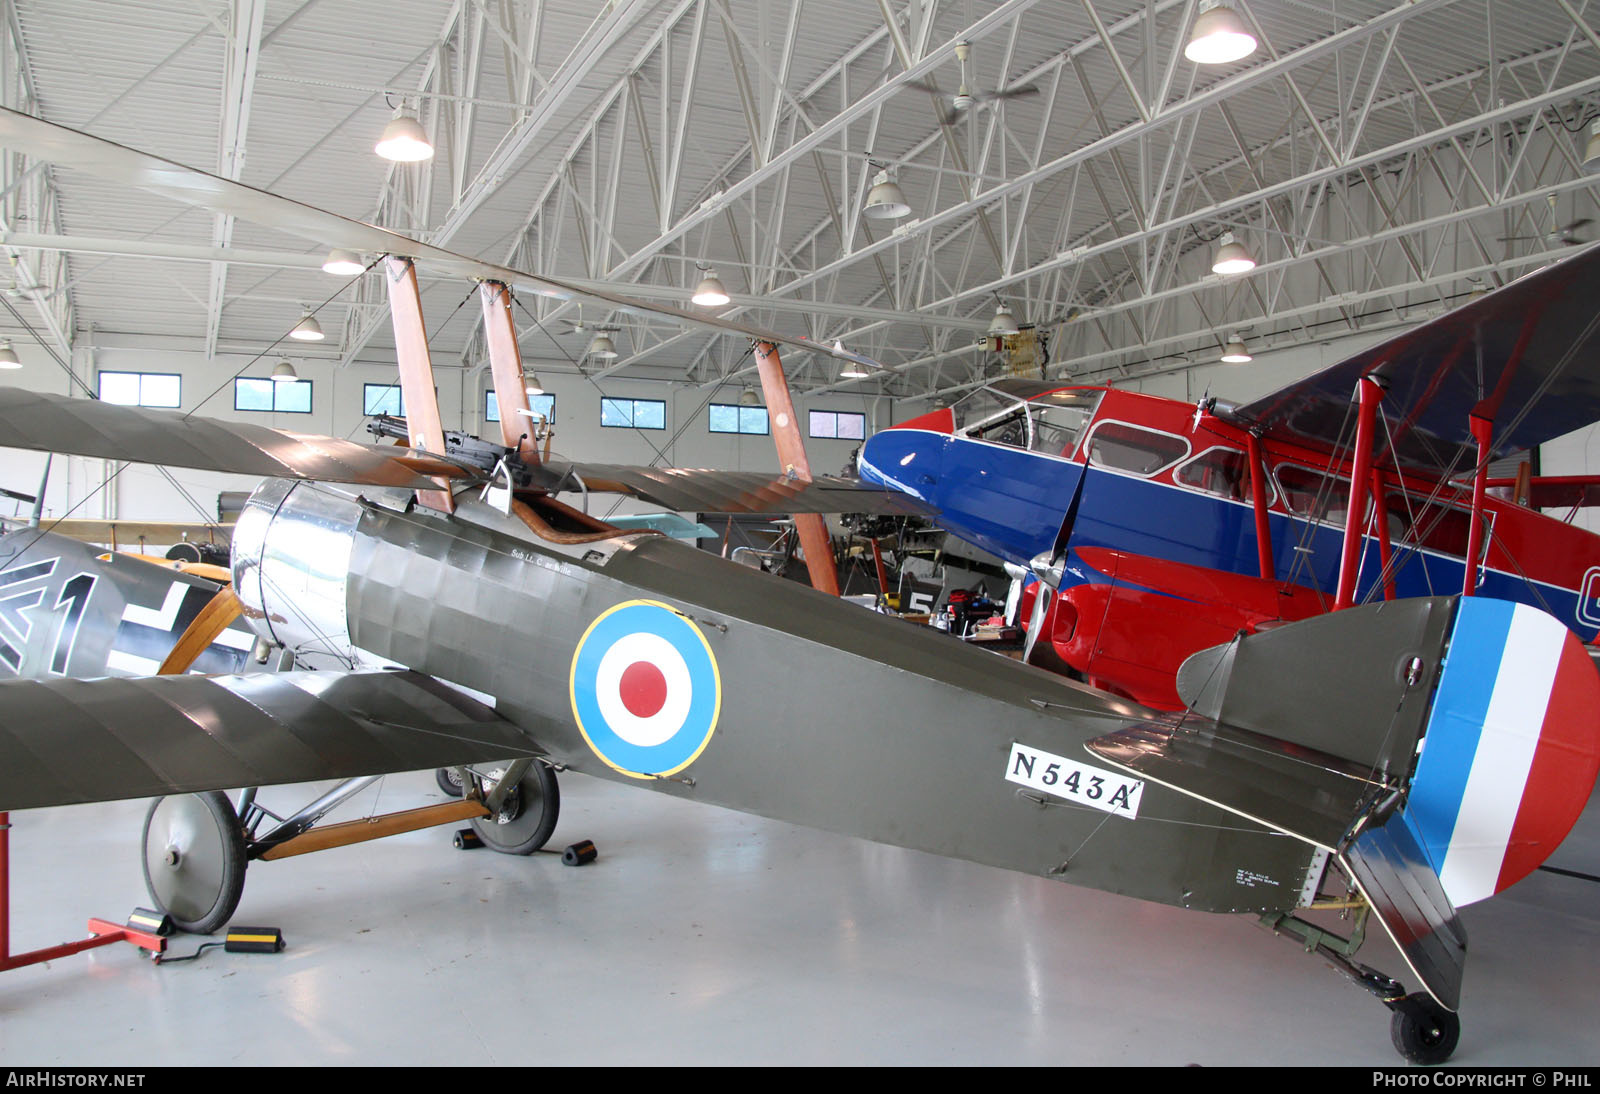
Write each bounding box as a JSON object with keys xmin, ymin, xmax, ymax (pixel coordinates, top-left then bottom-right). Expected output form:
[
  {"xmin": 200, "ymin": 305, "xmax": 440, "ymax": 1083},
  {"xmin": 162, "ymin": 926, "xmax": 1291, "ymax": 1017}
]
[
  {"xmin": 469, "ymin": 764, "xmax": 560, "ymax": 855},
  {"xmin": 142, "ymin": 791, "xmax": 247, "ymax": 935},
  {"xmin": 1389, "ymin": 994, "xmax": 1460, "ymax": 1066}
]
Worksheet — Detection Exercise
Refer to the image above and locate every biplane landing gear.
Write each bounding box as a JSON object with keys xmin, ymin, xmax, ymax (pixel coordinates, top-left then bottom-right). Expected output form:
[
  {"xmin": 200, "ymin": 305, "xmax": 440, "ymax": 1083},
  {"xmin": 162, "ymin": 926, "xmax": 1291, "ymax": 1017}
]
[
  {"xmin": 141, "ymin": 791, "xmax": 247, "ymax": 935},
  {"xmin": 1388, "ymin": 994, "xmax": 1461, "ymax": 1067},
  {"xmin": 469, "ymin": 763, "xmax": 560, "ymax": 855},
  {"xmin": 435, "ymin": 766, "xmax": 465, "ymax": 797}
]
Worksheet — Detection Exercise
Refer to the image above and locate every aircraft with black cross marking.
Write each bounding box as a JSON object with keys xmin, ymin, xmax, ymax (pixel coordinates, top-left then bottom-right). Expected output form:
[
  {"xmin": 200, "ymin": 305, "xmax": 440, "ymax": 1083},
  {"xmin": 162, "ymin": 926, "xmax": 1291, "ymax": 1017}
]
[{"xmin": 0, "ymin": 108, "xmax": 1595, "ymax": 1067}]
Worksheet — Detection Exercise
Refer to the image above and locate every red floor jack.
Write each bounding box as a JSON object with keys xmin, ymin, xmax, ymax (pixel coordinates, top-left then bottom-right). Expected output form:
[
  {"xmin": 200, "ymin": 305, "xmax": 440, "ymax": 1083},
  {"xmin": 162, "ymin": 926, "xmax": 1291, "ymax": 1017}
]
[{"xmin": 0, "ymin": 811, "xmax": 169, "ymax": 971}]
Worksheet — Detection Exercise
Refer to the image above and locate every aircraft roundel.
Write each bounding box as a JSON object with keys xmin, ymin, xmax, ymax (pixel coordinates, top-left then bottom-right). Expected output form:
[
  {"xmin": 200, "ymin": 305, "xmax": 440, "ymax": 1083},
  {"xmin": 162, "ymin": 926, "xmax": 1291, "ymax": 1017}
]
[{"xmin": 569, "ymin": 600, "xmax": 721, "ymax": 779}]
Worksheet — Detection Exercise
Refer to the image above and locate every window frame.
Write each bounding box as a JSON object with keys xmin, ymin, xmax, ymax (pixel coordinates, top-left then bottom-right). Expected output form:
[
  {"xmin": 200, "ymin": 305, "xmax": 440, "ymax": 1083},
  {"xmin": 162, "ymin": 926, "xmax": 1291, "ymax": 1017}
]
[
  {"xmin": 600, "ymin": 396, "xmax": 666, "ymax": 430},
  {"xmin": 363, "ymin": 383, "xmax": 405, "ymax": 417},
  {"xmin": 97, "ymin": 370, "xmax": 182, "ymax": 409},
  {"xmin": 486, "ymin": 390, "xmax": 555, "ymax": 424},
  {"xmin": 1081, "ymin": 419, "xmax": 1191, "ymax": 478},
  {"xmin": 807, "ymin": 409, "xmax": 866, "ymax": 440},
  {"xmin": 233, "ymin": 376, "xmax": 313, "ymax": 414},
  {"xmin": 709, "ymin": 403, "xmax": 770, "ymax": 435}
]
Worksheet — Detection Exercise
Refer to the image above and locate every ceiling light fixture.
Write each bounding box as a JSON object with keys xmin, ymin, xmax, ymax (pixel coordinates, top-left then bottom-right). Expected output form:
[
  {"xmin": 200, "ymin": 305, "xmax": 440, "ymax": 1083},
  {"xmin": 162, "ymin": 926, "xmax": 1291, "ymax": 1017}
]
[
  {"xmin": 1211, "ymin": 231, "xmax": 1256, "ymax": 275},
  {"xmin": 988, "ymin": 303, "xmax": 1021, "ymax": 337},
  {"xmin": 270, "ymin": 359, "xmax": 299, "ymax": 383},
  {"xmin": 588, "ymin": 332, "xmax": 618, "ymax": 359},
  {"xmin": 322, "ymin": 249, "xmax": 364, "ymax": 276},
  {"xmin": 0, "ymin": 343, "xmax": 20, "ymax": 369},
  {"xmin": 1583, "ymin": 119, "xmax": 1600, "ymax": 175},
  {"xmin": 1220, "ymin": 335, "xmax": 1252, "ymax": 364},
  {"xmin": 375, "ymin": 113, "xmax": 434, "ymax": 162},
  {"xmin": 1184, "ymin": 2, "xmax": 1257, "ymax": 65},
  {"xmin": 863, "ymin": 169, "xmax": 910, "ymax": 220},
  {"xmin": 289, "ymin": 310, "xmax": 325, "ymax": 341},
  {"xmin": 691, "ymin": 268, "xmax": 731, "ymax": 307},
  {"xmin": 524, "ymin": 373, "xmax": 545, "ymax": 396},
  {"xmin": 738, "ymin": 387, "xmax": 761, "ymax": 407}
]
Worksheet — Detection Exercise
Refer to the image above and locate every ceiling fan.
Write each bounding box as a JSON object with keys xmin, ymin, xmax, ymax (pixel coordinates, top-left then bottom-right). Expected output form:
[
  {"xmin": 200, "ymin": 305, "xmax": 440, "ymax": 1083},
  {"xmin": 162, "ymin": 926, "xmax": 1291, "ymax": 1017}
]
[
  {"xmin": 1500, "ymin": 194, "xmax": 1592, "ymax": 248},
  {"xmin": 906, "ymin": 41, "xmax": 1039, "ymax": 123}
]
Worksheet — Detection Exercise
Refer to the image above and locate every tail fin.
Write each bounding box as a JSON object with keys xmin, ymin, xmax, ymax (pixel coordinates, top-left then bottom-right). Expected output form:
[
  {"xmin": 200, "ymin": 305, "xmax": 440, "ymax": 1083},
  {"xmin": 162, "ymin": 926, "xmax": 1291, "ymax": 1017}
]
[
  {"xmin": 1402, "ymin": 598, "xmax": 1600, "ymax": 905},
  {"xmin": 1087, "ymin": 595, "xmax": 1600, "ymax": 1009}
]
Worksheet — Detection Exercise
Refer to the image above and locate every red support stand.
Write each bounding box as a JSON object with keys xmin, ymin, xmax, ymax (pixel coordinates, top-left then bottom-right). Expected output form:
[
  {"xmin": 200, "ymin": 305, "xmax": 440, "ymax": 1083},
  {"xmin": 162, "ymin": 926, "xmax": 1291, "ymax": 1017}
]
[{"xmin": 0, "ymin": 812, "xmax": 166, "ymax": 972}]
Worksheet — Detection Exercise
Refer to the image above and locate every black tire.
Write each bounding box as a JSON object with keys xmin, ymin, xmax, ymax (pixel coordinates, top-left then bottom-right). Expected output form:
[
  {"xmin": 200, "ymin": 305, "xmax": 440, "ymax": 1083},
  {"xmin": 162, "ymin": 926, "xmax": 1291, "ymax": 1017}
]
[
  {"xmin": 141, "ymin": 791, "xmax": 248, "ymax": 935},
  {"xmin": 469, "ymin": 764, "xmax": 560, "ymax": 855},
  {"xmin": 435, "ymin": 766, "xmax": 465, "ymax": 797},
  {"xmin": 1389, "ymin": 994, "xmax": 1460, "ymax": 1066}
]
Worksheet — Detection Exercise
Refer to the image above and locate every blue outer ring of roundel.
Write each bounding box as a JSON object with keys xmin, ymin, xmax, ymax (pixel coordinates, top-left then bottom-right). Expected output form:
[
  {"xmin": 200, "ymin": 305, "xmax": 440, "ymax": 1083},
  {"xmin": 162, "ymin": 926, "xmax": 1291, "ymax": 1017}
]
[{"xmin": 568, "ymin": 600, "xmax": 722, "ymax": 779}]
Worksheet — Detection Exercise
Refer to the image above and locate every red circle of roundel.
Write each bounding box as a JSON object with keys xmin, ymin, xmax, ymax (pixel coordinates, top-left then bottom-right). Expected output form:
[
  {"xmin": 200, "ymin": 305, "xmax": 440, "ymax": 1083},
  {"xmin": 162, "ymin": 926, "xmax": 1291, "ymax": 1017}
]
[{"xmin": 620, "ymin": 660, "xmax": 668, "ymax": 719}]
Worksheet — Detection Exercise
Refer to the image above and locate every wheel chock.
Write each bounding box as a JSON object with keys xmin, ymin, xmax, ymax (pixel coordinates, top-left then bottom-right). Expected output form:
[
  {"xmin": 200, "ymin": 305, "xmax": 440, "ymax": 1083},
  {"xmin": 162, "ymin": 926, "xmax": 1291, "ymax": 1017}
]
[
  {"xmin": 562, "ymin": 839, "xmax": 598, "ymax": 866},
  {"xmin": 453, "ymin": 828, "xmax": 483, "ymax": 850},
  {"xmin": 224, "ymin": 926, "xmax": 285, "ymax": 954},
  {"xmin": 126, "ymin": 907, "xmax": 174, "ymax": 937}
]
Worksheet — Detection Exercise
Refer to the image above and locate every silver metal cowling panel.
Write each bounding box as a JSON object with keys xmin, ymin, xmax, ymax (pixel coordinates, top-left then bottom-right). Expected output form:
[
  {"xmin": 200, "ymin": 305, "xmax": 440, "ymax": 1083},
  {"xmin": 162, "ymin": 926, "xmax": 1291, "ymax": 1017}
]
[
  {"xmin": 0, "ymin": 669, "xmax": 543, "ymax": 811},
  {"xmin": 231, "ymin": 480, "xmax": 364, "ymax": 663}
]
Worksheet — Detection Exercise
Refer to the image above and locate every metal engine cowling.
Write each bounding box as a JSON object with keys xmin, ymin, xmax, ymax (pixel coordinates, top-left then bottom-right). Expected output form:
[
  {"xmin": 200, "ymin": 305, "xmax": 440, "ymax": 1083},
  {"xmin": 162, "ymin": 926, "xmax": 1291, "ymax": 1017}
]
[{"xmin": 230, "ymin": 478, "xmax": 365, "ymax": 664}]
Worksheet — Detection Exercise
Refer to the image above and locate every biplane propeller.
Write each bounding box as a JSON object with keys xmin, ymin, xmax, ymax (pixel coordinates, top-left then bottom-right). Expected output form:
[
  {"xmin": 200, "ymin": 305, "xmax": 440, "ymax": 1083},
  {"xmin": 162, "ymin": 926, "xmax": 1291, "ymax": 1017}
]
[{"xmin": 0, "ymin": 108, "xmax": 1596, "ymax": 1067}]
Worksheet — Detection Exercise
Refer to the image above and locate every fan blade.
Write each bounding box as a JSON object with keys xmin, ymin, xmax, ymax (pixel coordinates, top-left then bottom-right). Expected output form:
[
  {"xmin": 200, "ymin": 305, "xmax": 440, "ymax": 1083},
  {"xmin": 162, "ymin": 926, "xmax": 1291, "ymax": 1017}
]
[{"xmin": 977, "ymin": 84, "xmax": 1041, "ymax": 102}]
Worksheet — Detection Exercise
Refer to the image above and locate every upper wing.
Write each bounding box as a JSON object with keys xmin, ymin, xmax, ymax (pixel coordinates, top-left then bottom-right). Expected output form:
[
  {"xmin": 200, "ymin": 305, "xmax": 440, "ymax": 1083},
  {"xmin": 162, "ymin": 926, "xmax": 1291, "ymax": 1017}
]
[
  {"xmin": 0, "ymin": 388, "xmax": 469, "ymax": 489},
  {"xmin": 1225, "ymin": 242, "xmax": 1600, "ymax": 474},
  {"xmin": 551, "ymin": 461, "xmax": 937, "ymax": 516},
  {"xmin": 0, "ymin": 107, "xmax": 864, "ymax": 369},
  {"xmin": 0, "ymin": 668, "xmax": 544, "ymax": 811}
]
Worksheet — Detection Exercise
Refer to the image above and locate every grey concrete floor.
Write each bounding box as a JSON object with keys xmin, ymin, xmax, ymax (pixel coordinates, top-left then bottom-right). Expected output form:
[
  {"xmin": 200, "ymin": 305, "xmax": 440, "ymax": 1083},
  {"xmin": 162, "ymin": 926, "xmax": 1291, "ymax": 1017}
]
[{"xmin": 0, "ymin": 771, "xmax": 1595, "ymax": 1067}]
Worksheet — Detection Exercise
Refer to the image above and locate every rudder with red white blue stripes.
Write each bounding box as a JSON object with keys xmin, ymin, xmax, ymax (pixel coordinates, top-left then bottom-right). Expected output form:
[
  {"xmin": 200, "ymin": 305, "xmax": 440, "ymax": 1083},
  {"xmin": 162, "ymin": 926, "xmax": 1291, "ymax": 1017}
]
[{"xmin": 1402, "ymin": 597, "xmax": 1600, "ymax": 906}]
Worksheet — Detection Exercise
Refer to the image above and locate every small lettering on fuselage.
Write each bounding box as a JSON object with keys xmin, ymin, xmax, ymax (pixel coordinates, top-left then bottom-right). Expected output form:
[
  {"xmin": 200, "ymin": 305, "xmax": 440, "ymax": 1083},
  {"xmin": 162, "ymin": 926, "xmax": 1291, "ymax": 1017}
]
[{"xmin": 1005, "ymin": 742, "xmax": 1144, "ymax": 818}]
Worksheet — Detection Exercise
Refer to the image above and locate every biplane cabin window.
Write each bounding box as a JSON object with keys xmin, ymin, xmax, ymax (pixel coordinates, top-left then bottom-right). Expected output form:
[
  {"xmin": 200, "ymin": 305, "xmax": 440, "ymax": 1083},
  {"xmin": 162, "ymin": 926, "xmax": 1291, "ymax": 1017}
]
[
  {"xmin": 1084, "ymin": 421, "xmax": 1189, "ymax": 476},
  {"xmin": 709, "ymin": 403, "xmax": 769, "ymax": 435},
  {"xmin": 1275, "ymin": 464, "xmax": 1361, "ymax": 526},
  {"xmin": 809, "ymin": 410, "xmax": 866, "ymax": 440},
  {"xmin": 99, "ymin": 370, "xmax": 180, "ymax": 408},
  {"xmin": 1027, "ymin": 390, "xmax": 1101, "ymax": 457},
  {"xmin": 1175, "ymin": 446, "xmax": 1263, "ymax": 502},
  {"xmin": 1383, "ymin": 491, "xmax": 1481, "ymax": 559},
  {"xmin": 234, "ymin": 377, "xmax": 311, "ymax": 414},
  {"xmin": 601, "ymin": 397, "xmax": 666, "ymax": 429},
  {"xmin": 363, "ymin": 383, "xmax": 404, "ymax": 417},
  {"xmin": 485, "ymin": 391, "xmax": 555, "ymax": 424}
]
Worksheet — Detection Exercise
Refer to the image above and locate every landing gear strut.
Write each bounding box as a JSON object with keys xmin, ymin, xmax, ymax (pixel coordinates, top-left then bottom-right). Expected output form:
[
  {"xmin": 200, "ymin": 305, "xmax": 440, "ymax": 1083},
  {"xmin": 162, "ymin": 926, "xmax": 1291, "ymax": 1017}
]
[{"xmin": 1261, "ymin": 906, "xmax": 1461, "ymax": 1066}]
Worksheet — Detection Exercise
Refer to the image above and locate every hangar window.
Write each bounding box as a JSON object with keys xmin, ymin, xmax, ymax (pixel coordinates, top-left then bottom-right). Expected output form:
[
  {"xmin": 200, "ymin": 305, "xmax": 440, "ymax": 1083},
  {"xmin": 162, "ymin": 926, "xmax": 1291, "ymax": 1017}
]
[
  {"xmin": 1084, "ymin": 421, "xmax": 1189, "ymax": 476},
  {"xmin": 486, "ymin": 391, "xmax": 555, "ymax": 424},
  {"xmin": 809, "ymin": 410, "xmax": 866, "ymax": 440},
  {"xmin": 363, "ymin": 383, "xmax": 404, "ymax": 417},
  {"xmin": 710, "ymin": 403, "xmax": 769, "ymax": 435},
  {"xmin": 601, "ymin": 397, "xmax": 665, "ymax": 429},
  {"xmin": 234, "ymin": 377, "xmax": 312, "ymax": 414},
  {"xmin": 98, "ymin": 370, "xmax": 180, "ymax": 408}
]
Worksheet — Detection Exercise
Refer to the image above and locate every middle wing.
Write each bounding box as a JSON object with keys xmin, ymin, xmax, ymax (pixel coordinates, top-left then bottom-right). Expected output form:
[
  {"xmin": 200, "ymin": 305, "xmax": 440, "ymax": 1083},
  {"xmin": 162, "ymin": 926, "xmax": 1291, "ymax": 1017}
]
[{"xmin": 549, "ymin": 461, "xmax": 936, "ymax": 516}]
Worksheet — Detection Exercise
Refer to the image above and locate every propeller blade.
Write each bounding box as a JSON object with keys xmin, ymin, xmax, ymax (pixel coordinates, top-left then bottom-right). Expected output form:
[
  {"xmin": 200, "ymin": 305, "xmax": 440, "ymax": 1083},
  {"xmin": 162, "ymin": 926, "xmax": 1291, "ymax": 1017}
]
[{"xmin": 1021, "ymin": 577, "xmax": 1049, "ymax": 664}]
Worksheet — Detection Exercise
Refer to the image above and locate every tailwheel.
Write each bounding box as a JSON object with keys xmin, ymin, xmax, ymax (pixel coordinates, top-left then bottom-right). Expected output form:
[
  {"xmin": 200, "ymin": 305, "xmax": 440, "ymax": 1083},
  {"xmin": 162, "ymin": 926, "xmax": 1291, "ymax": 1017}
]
[
  {"xmin": 1388, "ymin": 993, "xmax": 1460, "ymax": 1066},
  {"xmin": 469, "ymin": 763, "xmax": 560, "ymax": 855},
  {"xmin": 435, "ymin": 766, "xmax": 465, "ymax": 797},
  {"xmin": 141, "ymin": 791, "xmax": 248, "ymax": 934}
]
